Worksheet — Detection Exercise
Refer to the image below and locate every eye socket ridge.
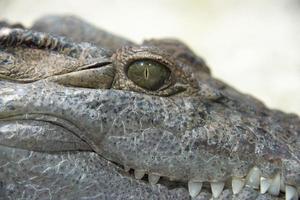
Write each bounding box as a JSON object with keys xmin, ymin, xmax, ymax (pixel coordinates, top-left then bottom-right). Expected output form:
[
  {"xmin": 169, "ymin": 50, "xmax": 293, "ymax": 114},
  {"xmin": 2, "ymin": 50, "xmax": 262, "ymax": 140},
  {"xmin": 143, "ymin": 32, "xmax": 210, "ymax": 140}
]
[{"xmin": 126, "ymin": 59, "xmax": 171, "ymax": 91}]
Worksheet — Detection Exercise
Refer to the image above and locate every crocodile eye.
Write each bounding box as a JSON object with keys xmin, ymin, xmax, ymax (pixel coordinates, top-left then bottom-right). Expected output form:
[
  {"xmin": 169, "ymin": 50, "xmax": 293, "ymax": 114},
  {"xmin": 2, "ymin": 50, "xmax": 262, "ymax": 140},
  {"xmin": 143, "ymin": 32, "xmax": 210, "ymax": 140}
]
[{"xmin": 127, "ymin": 60, "xmax": 171, "ymax": 91}]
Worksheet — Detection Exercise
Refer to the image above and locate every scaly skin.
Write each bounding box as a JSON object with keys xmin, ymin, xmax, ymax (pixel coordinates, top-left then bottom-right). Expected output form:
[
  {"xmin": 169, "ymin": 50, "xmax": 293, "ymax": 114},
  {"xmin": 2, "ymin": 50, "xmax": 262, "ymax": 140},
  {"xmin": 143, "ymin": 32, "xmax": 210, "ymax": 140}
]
[{"xmin": 0, "ymin": 16, "xmax": 299, "ymax": 200}]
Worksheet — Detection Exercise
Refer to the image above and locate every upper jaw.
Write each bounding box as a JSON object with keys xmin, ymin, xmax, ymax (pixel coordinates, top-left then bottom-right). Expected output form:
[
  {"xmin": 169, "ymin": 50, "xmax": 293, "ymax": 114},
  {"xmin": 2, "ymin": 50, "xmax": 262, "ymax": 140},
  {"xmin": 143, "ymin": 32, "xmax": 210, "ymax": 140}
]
[
  {"xmin": 101, "ymin": 128, "xmax": 299, "ymax": 199},
  {"xmin": 98, "ymin": 93, "xmax": 300, "ymax": 198}
]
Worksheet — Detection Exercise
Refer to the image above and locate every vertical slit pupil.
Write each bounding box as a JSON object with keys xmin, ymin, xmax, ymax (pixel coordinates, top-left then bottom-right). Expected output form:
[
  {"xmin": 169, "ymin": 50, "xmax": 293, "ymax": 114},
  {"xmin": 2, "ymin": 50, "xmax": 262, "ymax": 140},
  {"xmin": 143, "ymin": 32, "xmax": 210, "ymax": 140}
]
[
  {"xmin": 144, "ymin": 67, "xmax": 149, "ymax": 80},
  {"xmin": 127, "ymin": 60, "xmax": 171, "ymax": 91}
]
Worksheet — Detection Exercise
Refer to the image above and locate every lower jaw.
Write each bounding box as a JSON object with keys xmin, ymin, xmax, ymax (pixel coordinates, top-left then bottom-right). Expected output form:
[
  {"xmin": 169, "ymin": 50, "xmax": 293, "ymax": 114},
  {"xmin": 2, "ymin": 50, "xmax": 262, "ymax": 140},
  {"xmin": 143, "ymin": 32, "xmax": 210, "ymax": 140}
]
[
  {"xmin": 100, "ymin": 142, "xmax": 298, "ymax": 199},
  {"xmin": 1, "ymin": 140, "xmax": 298, "ymax": 199}
]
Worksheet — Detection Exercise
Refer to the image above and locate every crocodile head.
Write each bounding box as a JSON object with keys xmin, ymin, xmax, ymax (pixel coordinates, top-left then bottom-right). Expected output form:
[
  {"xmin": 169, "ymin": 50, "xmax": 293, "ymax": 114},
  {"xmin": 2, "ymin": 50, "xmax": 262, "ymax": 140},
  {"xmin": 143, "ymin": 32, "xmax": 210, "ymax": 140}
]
[{"xmin": 0, "ymin": 27, "xmax": 299, "ymax": 199}]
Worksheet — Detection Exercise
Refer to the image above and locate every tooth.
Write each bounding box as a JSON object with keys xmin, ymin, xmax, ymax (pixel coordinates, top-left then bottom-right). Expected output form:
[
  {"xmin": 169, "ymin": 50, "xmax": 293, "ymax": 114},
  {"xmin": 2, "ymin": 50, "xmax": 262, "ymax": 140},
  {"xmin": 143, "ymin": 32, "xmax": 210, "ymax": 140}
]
[
  {"xmin": 211, "ymin": 182, "xmax": 225, "ymax": 198},
  {"xmin": 148, "ymin": 174, "xmax": 160, "ymax": 185},
  {"xmin": 188, "ymin": 180, "xmax": 203, "ymax": 198},
  {"xmin": 268, "ymin": 173, "xmax": 280, "ymax": 196},
  {"xmin": 260, "ymin": 177, "xmax": 271, "ymax": 194},
  {"xmin": 232, "ymin": 177, "xmax": 245, "ymax": 194},
  {"xmin": 246, "ymin": 166, "xmax": 261, "ymax": 189},
  {"xmin": 134, "ymin": 169, "xmax": 145, "ymax": 179},
  {"xmin": 280, "ymin": 175, "xmax": 285, "ymax": 192},
  {"xmin": 124, "ymin": 165, "xmax": 130, "ymax": 172},
  {"xmin": 285, "ymin": 185, "xmax": 298, "ymax": 200}
]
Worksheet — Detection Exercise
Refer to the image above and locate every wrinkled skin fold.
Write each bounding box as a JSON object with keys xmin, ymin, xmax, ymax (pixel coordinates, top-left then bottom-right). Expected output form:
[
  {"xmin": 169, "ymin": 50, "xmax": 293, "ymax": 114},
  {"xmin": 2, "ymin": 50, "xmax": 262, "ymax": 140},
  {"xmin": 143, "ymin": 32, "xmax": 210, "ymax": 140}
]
[{"xmin": 0, "ymin": 16, "xmax": 299, "ymax": 200}]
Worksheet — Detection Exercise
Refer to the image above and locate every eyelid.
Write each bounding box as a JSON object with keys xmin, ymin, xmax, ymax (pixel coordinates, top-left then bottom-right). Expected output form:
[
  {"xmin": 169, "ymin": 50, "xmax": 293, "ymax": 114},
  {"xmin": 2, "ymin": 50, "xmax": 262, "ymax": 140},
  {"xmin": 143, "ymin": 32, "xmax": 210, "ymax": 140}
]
[{"xmin": 48, "ymin": 64, "xmax": 114, "ymax": 89}]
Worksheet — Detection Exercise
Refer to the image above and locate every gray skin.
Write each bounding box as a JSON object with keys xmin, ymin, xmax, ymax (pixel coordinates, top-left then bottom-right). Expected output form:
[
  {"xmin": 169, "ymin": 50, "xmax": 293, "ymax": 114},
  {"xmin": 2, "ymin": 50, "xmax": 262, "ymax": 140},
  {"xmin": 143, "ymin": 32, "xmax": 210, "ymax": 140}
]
[{"xmin": 0, "ymin": 16, "xmax": 299, "ymax": 200}]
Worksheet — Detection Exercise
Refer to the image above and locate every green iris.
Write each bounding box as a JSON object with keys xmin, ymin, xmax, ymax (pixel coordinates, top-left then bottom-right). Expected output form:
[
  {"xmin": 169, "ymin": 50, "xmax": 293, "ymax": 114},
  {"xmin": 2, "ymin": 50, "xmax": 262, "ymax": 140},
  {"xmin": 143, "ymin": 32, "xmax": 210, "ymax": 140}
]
[{"xmin": 127, "ymin": 60, "xmax": 171, "ymax": 91}]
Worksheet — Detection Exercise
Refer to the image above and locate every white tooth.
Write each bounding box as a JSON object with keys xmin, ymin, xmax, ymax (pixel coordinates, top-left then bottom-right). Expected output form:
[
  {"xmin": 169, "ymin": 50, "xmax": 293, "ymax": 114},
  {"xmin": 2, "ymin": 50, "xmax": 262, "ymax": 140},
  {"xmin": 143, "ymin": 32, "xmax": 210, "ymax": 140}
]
[
  {"xmin": 280, "ymin": 175, "xmax": 285, "ymax": 192},
  {"xmin": 232, "ymin": 177, "xmax": 245, "ymax": 194},
  {"xmin": 134, "ymin": 169, "xmax": 145, "ymax": 179},
  {"xmin": 268, "ymin": 173, "xmax": 280, "ymax": 196},
  {"xmin": 285, "ymin": 185, "xmax": 298, "ymax": 200},
  {"xmin": 188, "ymin": 180, "xmax": 203, "ymax": 198},
  {"xmin": 148, "ymin": 174, "xmax": 160, "ymax": 185},
  {"xmin": 260, "ymin": 177, "xmax": 271, "ymax": 194},
  {"xmin": 246, "ymin": 166, "xmax": 261, "ymax": 189},
  {"xmin": 124, "ymin": 165, "xmax": 130, "ymax": 172},
  {"xmin": 211, "ymin": 182, "xmax": 225, "ymax": 198}
]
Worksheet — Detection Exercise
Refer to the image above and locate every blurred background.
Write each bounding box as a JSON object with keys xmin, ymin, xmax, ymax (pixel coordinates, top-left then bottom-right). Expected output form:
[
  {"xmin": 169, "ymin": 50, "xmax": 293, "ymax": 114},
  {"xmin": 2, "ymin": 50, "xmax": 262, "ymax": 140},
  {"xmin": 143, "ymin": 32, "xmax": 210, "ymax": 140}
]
[{"xmin": 1, "ymin": 0, "xmax": 299, "ymax": 115}]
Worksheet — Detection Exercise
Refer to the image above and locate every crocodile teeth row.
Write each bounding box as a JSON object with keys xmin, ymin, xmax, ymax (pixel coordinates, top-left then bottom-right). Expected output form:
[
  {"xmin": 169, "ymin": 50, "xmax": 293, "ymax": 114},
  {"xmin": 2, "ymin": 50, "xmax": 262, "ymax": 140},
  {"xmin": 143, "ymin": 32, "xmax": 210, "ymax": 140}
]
[
  {"xmin": 245, "ymin": 167, "xmax": 298, "ymax": 200},
  {"xmin": 128, "ymin": 167, "xmax": 298, "ymax": 199},
  {"xmin": 245, "ymin": 167, "xmax": 298, "ymax": 199},
  {"xmin": 233, "ymin": 167, "xmax": 299, "ymax": 200},
  {"xmin": 188, "ymin": 180, "xmax": 226, "ymax": 198},
  {"xmin": 127, "ymin": 168, "xmax": 161, "ymax": 185},
  {"xmin": 188, "ymin": 166, "xmax": 298, "ymax": 199}
]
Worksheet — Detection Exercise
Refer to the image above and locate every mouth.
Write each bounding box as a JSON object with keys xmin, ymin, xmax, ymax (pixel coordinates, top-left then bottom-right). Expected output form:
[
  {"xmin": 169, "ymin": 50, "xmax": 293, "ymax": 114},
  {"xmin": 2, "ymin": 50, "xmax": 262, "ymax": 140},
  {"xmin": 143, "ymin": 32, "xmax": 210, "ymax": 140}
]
[
  {"xmin": 0, "ymin": 113, "xmax": 298, "ymax": 199},
  {"xmin": 115, "ymin": 163, "xmax": 298, "ymax": 199}
]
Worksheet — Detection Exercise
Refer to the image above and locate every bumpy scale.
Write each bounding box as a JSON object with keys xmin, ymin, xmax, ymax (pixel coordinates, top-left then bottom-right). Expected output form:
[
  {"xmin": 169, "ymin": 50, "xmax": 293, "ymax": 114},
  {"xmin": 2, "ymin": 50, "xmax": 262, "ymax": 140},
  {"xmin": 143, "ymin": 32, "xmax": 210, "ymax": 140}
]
[{"xmin": 0, "ymin": 16, "xmax": 299, "ymax": 200}]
